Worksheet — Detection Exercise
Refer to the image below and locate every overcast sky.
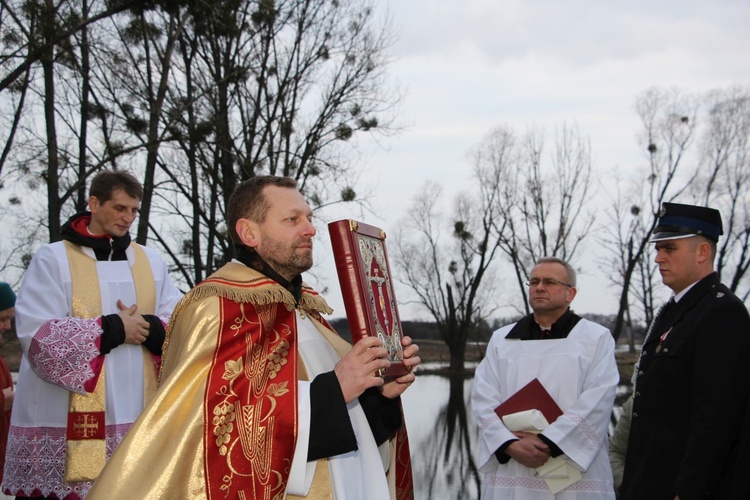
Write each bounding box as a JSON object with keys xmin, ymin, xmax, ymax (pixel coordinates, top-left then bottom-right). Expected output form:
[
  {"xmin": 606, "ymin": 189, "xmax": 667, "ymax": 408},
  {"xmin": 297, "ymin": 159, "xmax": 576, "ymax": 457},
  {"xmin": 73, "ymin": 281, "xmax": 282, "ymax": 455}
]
[{"xmin": 316, "ymin": 0, "xmax": 750, "ymax": 321}]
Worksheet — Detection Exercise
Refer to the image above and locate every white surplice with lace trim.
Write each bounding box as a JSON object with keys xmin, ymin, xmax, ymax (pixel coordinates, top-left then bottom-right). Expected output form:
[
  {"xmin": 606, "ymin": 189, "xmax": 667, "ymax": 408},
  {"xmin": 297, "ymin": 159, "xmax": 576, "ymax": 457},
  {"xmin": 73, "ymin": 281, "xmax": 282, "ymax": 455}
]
[{"xmin": 471, "ymin": 318, "xmax": 619, "ymax": 499}]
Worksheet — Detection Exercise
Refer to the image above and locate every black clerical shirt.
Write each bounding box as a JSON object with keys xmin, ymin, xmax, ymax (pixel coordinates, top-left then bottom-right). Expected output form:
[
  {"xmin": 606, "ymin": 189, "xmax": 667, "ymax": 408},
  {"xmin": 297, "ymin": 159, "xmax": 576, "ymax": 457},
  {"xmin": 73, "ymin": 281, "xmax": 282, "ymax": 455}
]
[{"xmin": 506, "ymin": 308, "xmax": 583, "ymax": 341}]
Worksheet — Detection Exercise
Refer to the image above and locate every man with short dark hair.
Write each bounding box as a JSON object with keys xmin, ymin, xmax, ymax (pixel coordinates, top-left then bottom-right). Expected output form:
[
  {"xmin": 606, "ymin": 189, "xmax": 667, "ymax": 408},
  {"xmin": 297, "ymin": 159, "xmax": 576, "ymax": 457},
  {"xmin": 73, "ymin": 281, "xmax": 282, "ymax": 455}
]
[
  {"xmin": 620, "ymin": 202, "xmax": 750, "ymax": 500},
  {"xmin": 472, "ymin": 256, "xmax": 618, "ymax": 499},
  {"xmin": 2, "ymin": 170, "xmax": 182, "ymax": 499},
  {"xmin": 88, "ymin": 175, "xmax": 419, "ymax": 499}
]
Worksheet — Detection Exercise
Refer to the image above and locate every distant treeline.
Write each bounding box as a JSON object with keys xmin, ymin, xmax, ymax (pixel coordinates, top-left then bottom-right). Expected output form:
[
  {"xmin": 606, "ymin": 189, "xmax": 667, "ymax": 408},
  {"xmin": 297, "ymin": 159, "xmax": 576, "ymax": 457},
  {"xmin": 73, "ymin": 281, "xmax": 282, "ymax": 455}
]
[{"xmin": 328, "ymin": 312, "xmax": 643, "ymax": 344}]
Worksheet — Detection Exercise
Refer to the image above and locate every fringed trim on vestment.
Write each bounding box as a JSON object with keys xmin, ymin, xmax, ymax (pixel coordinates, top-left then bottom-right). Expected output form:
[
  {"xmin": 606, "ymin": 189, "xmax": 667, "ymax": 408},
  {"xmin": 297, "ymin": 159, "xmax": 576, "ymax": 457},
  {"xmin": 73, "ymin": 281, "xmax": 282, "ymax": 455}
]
[
  {"xmin": 185, "ymin": 278, "xmax": 332, "ymax": 315},
  {"xmin": 183, "ymin": 262, "xmax": 333, "ymax": 313},
  {"xmin": 187, "ymin": 280, "xmax": 296, "ymax": 308},
  {"xmin": 160, "ymin": 263, "xmax": 333, "ymax": 382},
  {"xmin": 298, "ymin": 287, "xmax": 334, "ymax": 316}
]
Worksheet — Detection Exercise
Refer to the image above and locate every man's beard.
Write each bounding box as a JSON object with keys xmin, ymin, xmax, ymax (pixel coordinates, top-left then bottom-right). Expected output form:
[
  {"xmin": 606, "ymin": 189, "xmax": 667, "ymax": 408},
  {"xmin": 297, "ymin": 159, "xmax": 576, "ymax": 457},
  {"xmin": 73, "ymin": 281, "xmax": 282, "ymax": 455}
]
[{"xmin": 259, "ymin": 236, "xmax": 313, "ymax": 280}]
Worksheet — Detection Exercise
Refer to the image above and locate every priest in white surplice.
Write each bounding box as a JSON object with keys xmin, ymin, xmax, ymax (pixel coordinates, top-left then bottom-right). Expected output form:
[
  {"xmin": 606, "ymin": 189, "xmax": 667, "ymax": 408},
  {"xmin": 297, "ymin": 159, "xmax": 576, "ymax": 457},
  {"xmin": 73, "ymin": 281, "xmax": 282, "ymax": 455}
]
[
  {"xmin": 2, "ymin": 170, "xmax": 182, "ymax": 499},
  {"xmin": 471, "ymin": 257, "xmax": 618, "ymax": 499}
]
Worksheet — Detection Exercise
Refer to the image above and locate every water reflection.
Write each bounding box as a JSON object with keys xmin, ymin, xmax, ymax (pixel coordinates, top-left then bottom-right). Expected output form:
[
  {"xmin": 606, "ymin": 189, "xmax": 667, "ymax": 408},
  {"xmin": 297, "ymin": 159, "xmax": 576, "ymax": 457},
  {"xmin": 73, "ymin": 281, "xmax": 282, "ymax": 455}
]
[{"xmin": 402, "ymin": 369, "xmax": 480, "ymax": 500}]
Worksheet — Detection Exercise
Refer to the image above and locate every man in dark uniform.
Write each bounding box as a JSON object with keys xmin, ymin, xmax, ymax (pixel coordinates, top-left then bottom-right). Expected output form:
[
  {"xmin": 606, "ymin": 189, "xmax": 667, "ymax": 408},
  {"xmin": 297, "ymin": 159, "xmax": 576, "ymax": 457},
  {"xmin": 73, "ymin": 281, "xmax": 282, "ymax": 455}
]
[{"xmin": 620, "ymin": 202, "xmax": 750, "ymax": 500}]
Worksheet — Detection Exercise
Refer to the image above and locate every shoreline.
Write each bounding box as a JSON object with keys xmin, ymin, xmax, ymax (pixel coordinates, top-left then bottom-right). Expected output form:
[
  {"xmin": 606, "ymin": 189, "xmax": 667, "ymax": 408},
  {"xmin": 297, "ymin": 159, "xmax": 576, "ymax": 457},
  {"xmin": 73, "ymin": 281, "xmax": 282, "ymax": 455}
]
[{"xmin": 408, "ymin": 339, "xmax": 639, "ymax": 383}]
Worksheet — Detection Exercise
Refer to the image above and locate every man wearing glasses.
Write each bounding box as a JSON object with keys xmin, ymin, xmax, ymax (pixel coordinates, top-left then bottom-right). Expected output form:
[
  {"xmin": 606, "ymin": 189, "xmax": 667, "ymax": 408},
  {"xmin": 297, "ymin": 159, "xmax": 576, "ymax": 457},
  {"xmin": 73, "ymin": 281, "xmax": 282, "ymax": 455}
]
[{"xmin": 472, "ymin": 257, "xmax": 618, "ymax": 499}]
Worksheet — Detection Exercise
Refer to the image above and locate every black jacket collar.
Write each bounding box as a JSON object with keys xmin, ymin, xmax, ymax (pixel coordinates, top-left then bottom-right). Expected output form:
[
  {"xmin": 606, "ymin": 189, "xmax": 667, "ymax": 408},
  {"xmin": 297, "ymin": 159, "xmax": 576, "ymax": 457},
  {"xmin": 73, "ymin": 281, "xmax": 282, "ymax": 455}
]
[
  {"xmin": 654, "ymin": 272, "xmax": 721, "ymax": 337},
  {"xmin": 61, "ymin": 211, "xmax": 131, "ymax": 261},
  {"xmin": 506, "ymin": 308, "xmax": 582, "ymax": 340}
]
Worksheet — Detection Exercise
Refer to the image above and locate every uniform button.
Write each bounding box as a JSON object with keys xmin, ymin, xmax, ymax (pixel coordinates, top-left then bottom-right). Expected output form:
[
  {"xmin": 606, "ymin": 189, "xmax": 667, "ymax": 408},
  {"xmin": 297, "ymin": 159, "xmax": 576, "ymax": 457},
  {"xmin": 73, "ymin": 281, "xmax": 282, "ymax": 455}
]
[
  {"xmin": 638, "ymin": 370, "xmax": 644, "ymax": 376},
  {"xmin": 635, "ymin": 391, "xmax": 640, "ymax": 397},
  {"xmin": 642, "ymin": 351, "xmax": 647, "ymax": 356},
  {"xmin": 633, "ymin": 413, "xmax": 638, "ymax": 419},
  {"xmin": 663, "ymin": 348, "xmax": 669, "ymax": 353}
]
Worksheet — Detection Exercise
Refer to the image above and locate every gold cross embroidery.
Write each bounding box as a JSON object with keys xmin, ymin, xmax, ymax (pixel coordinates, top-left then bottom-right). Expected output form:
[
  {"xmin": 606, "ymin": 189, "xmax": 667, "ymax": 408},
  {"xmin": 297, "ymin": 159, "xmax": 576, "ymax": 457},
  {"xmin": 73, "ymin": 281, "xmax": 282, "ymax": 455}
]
[{"xmin": 73, "ymin": 414, "xmax": 101, "ymax": 439}]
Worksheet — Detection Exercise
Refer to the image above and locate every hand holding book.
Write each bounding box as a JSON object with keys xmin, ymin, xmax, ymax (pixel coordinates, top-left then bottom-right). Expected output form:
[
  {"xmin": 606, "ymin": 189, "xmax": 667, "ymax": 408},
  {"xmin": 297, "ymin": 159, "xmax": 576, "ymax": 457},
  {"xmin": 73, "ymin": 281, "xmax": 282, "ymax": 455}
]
[
  {"xmin": 495, "ymin": 378, "xmax": 581, "ymax": 494},
  {"xmin": 505, "ymin": 432, "xmax": 551, "ymax": 469},
  {"xmin": 334, "ymin": 336, "xmax": 394, "ymax": 403},
  {"xmin": 380, "ymin": 335, "xmax": 420, "ymax": 399}
]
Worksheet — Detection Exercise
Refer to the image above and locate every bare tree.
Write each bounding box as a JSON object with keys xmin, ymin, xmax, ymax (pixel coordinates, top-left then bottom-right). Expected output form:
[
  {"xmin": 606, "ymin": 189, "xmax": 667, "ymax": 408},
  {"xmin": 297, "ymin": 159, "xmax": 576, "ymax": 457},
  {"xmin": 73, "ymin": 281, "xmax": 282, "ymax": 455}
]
[
  {"xmin": 0, "ymin": 0, "xmax": 185, "ymax": 241},
  {"xmin": 600, "ymin": 175, "xmax": 657, "ymax": 352},
  {"xmin": 694, "ymin": 86, "xmax": 750, "ymax": 300},
  {"xmin": 492, "ymin": 123, "xmax": 595, "ymax": 315},
  {"xmin": 394, "ymin": 123, "xmax": 597, "ymax": 369},
  {"xmin": 131, "ymin": 0, "xmax": 402, "ymax": 285},
  {"xmin": 393, "ymin": 176, "xmax": 504, "ymax": 372},
  {"xmin": 0, "ymin": 0, "xmax": 148, "ymax": 93},
  {"xmin": 602, "ymin": 87, "xmax": 698, "ymax": 342},
  {"xmin": 0, "ymin": 0, "xmax": 401, "ymax": 292}
]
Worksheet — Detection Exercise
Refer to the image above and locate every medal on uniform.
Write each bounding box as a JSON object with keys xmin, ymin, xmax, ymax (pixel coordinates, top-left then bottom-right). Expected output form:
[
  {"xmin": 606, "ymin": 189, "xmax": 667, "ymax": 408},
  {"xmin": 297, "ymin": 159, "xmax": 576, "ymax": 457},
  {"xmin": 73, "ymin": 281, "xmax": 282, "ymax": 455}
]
[{"xmin": 655, "ymin": 327, "xmax": 672, "ymax": 354}]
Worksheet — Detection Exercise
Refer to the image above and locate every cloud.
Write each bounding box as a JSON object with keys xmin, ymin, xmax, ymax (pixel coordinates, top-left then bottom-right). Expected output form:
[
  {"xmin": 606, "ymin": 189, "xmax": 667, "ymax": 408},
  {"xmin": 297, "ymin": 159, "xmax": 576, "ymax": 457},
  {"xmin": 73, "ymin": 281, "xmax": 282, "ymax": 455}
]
[
  {"xmin": 323, "ymin": 0, "xmax": 750, "ymax": 318},
  {"xmin": 377, "ymin": 0, "xmax": 750, "ymax": 174},
  {"xmin": 388, "ymin": 0, "xmax": 750, "ymax": 74}
]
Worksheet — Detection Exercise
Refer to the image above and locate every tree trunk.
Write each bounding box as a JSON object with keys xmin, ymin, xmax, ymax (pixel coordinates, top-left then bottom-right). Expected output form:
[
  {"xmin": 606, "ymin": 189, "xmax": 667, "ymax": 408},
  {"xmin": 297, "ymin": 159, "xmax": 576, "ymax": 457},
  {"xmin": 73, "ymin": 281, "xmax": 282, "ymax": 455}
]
[
  {"xmin": 447, "ymin": 340, "xmax": 466, "ymax": 373},
  {"xmin": 43, "ymin": 0, "xmax": 61, "ymax": 242},
  {"xmin": 136, "ymin": 12, "xmax": 183, "ymax": 245},
  {"xmin": 76, "ymin": 0, "xmax": 91, "ymax": 211}
]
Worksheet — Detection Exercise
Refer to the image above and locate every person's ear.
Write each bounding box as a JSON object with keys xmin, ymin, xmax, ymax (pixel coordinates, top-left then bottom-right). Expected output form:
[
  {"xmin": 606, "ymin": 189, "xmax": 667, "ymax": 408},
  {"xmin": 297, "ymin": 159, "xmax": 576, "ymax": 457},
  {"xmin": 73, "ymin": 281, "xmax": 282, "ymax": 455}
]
[
  {"xmin": 88, "ymin": 196, "xmax": 100, "ymax": 214},
  {"xmin": 696, "ymin": 240, "xmax": 711, "ymax": 264},
  {"xmin": 567, "ymin": 286, "xmax": 577, "ymax": 304},
  {"xmin": 236, "ymin": 218, "xmax": 260, "ymax": 248}
]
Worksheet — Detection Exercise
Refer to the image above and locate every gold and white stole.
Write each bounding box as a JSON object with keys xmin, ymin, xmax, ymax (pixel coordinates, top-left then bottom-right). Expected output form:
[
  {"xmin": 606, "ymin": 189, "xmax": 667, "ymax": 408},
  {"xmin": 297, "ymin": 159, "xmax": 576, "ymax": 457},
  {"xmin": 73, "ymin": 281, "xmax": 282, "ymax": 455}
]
[{"xmin": 62, "ymin": 240, "xmax": 157, "ymax": 482}]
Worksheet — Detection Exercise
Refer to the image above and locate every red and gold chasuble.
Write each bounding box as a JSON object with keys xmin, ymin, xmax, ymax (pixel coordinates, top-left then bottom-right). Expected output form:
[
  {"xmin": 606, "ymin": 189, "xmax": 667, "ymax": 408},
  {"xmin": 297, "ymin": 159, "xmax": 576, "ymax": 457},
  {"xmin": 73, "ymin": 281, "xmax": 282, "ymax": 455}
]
[
  {"xmin": 203, "ymin": 297, "xmax": 299, "ymax": 499},
  {"xmin": 87, "ymin": 263, "xmax": 414, "ymax": 499},
  {"xmin": 161, "ymin": 270, "xmax": 319, "ymax": 499},
  {"xmin": 185, "ymin": 268, "xmax": 414, "ymax": 500}
]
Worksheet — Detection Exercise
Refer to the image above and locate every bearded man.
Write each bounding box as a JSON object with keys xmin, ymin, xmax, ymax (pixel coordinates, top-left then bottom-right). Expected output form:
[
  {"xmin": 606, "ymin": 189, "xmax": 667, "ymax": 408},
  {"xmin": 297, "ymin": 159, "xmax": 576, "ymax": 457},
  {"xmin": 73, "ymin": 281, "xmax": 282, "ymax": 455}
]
[{"xmin": 88, "ymin": 175, "xmax": 419, "ymax": 499}]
